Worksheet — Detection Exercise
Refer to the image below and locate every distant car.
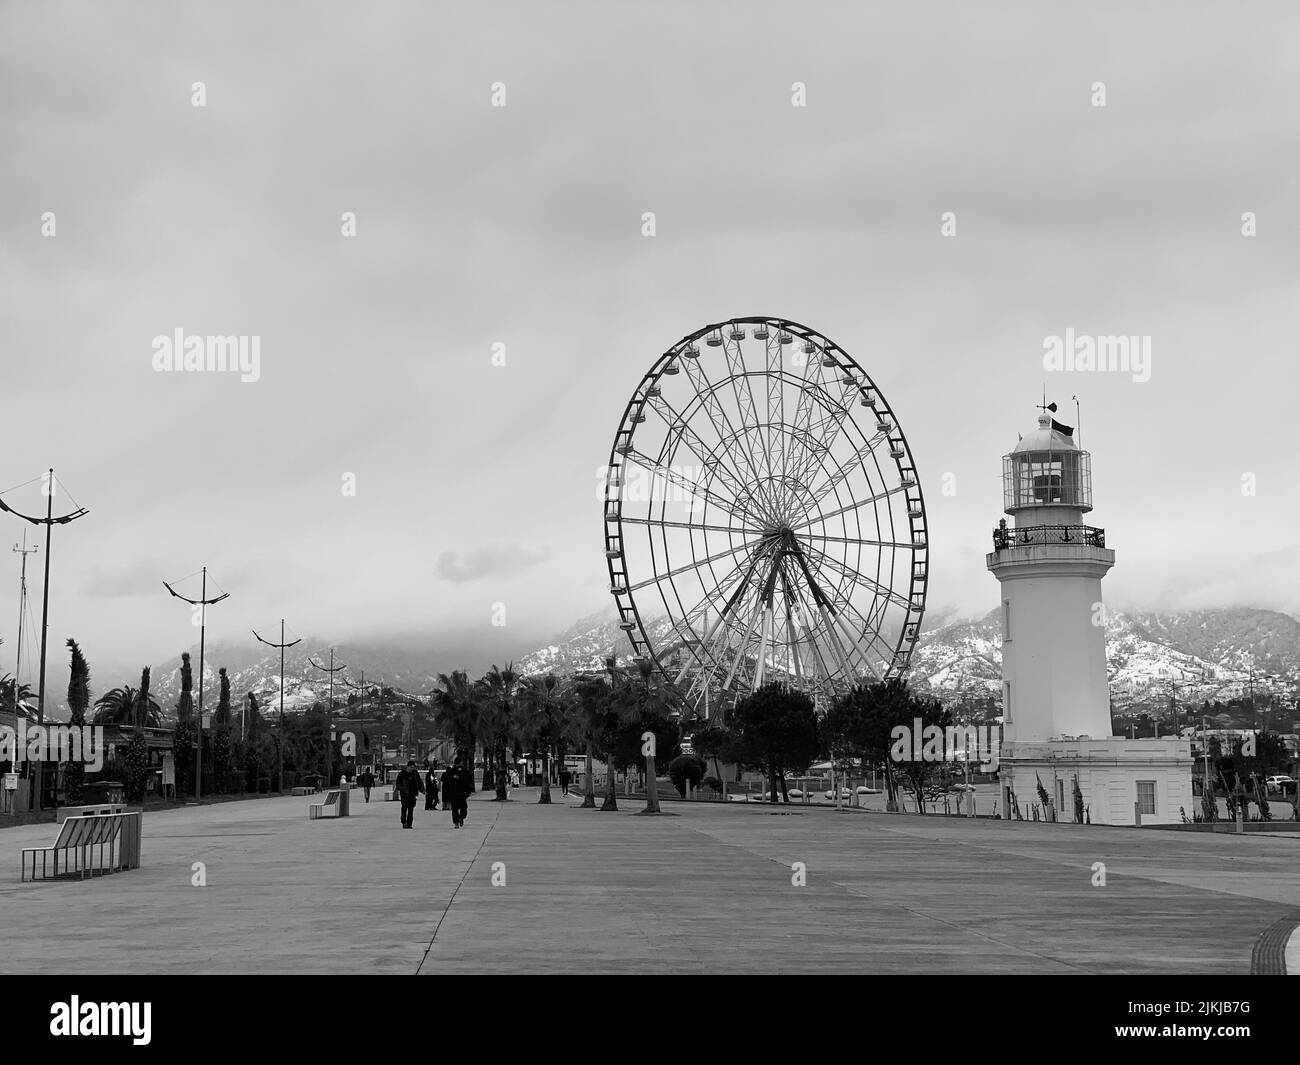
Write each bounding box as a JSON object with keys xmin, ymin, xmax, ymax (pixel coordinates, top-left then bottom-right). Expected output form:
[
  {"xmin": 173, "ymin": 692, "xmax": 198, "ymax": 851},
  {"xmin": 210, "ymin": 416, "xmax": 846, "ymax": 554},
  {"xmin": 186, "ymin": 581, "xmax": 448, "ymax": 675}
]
[
  {"xmin": 1266, "ymin": 776, "xmax": 1296, "ymax": 794},
  {"xmin": 948, "ymin": 783, "xmax": 977, "ymax": 792},
  {"xmin": 788, "ymin": 788, "xmax": 804, "ymax": 799},
  {"xmin": 856, "ymin": 785, "xmax": 881, "ymax": 795},
  {"xmin": 823, "ymin": 788, "xmax": 853, "ymax": 801}
]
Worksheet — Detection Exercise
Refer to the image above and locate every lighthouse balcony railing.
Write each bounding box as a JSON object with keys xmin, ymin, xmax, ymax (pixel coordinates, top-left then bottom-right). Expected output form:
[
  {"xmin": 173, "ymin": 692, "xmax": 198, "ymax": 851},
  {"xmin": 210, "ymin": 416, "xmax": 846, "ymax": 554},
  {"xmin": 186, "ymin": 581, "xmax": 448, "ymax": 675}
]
[{"xmin": 991, "ymin": 523, "xmax": 1105, "ymax": 551}]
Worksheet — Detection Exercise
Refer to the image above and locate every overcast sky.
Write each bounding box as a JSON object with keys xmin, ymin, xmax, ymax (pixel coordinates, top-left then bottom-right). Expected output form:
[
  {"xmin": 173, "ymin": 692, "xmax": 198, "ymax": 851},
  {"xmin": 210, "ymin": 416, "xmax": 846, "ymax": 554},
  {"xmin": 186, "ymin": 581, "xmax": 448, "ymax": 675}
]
[{"xmin": 2, "ymin": 1, "xmax": 1298, "ymax": 686}]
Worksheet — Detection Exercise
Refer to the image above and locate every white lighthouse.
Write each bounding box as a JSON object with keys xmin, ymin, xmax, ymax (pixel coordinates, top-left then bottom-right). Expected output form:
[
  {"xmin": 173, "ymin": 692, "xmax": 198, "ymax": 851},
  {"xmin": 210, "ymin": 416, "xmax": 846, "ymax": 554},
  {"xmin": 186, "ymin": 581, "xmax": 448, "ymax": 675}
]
[{"xmin": 987, "ymin": 407, "xmax": 1191, "ymax": 826}]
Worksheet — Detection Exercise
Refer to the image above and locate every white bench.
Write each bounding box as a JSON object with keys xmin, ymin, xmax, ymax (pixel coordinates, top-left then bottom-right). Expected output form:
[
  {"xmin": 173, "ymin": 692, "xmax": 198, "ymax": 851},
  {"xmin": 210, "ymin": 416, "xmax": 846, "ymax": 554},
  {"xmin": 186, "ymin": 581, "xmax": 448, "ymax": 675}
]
[
  {"xmin": 21, "ymin": 812, "xmax": 142, "ymax": 881},
  {"xmin": 308, "ymin": 789, "xmax": 350, "ymax": 819}
]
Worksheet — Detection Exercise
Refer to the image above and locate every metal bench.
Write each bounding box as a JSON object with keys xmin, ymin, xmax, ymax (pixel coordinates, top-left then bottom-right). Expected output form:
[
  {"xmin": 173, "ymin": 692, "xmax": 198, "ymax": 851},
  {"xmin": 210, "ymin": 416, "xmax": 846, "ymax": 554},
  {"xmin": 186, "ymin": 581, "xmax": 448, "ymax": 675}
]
[
  {"xmin": 21, "ymin": 811, "xmax": 142, "ymax": 881},
  {"xmin": 290, "ymin": 786, "xmax": 316, "ymax": 796},
  {"xmin": 308, "ymin": 788, "xmax": 350, "ymax": 819}
]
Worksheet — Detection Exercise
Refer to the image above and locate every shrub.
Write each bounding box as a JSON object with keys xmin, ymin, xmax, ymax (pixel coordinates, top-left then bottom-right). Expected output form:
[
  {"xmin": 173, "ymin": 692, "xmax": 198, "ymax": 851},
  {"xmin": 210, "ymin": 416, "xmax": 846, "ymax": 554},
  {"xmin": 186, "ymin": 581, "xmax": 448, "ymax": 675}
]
[
  {"xmin": 173, "ymin": 721, "xmax": 195, "ymax": 794},
  {"xmin": 668, "ymin": 754, "xmax": 707, "ymax": 797},
  {"xmin": 123, "ymin": 734, "xmax": 150, "ymax": 802},
  {"xmin": 241, "ymin": 740, "xmax": 263, "ymax": 792},
  {"xmin": 211, "ymin": 727, "xmax": 232, "ymax": 788},
  {"xmin": 702, "ymin": 775, "xmax": 723, "ymax": 793}
]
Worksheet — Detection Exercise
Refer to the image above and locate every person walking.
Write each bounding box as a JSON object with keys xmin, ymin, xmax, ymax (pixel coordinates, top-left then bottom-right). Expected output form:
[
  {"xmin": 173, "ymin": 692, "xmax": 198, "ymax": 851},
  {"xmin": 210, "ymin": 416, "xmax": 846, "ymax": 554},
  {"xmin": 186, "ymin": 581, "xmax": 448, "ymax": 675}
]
[
  {"xmin": 394, "ymin": 759, "xmax": 424, "ymax": 828},
  {"xmin": 425, "ymin": 762, "xmax": 440, "ymax": 811},
  {"xmin": 559, "ymin": 767, "xmax": 570, "ymax": 797},
  {"xmin": 442, "ymin": 760, "xmax": 471, "ymax": 828},
  {"xmin": 359, "ymin": 765, "xmax": 376, "ymax": 803}
]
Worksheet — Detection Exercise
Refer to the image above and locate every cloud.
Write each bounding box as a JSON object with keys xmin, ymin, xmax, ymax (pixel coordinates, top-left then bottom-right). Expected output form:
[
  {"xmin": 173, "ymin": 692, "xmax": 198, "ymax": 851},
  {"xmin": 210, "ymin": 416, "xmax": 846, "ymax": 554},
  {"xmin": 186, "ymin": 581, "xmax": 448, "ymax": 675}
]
[{"xmin": 435, "ymin": 545, "xmax": 552, "ymax": 584}]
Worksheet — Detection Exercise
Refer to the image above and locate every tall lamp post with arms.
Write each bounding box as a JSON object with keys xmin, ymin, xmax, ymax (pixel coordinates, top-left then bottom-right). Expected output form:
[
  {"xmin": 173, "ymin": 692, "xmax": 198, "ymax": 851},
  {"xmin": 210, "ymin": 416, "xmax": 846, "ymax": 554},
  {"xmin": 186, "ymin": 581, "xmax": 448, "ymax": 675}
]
[
  {"xmin": 164, "ymin": 567, "xmax": 230, "ymax": 800},
  {"xmin": 253, "ymin": 621, "xmax": 301, "ymax": 791},
  {"xmin": 0, "ymin": 469, "xmax": 89, "ymax": 810}
]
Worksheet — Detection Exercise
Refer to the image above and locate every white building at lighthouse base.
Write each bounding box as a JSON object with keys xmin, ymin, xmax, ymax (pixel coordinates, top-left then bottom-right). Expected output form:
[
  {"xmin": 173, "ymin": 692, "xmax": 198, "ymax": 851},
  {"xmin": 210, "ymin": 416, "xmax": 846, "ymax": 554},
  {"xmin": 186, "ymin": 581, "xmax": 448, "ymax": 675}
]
[{"xmin": 998, "ymin": 737, "xmax": 1193, "ymax": 826}]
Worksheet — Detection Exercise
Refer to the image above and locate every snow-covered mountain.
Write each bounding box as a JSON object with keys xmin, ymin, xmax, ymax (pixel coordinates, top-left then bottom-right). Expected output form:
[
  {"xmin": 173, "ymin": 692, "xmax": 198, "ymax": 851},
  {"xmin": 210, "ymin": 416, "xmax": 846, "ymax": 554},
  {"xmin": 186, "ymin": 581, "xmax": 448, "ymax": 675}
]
[
  {"xmin": 35, "ymin": 606, "xmax": 1299, "ymax": 723},
  {"xmin": 516, "ymin": 604, "xmax": 1300, "ymax": 713},
  {"xmin": 145, "ymin": 640, "xmax": 439, "ymax": 720}
]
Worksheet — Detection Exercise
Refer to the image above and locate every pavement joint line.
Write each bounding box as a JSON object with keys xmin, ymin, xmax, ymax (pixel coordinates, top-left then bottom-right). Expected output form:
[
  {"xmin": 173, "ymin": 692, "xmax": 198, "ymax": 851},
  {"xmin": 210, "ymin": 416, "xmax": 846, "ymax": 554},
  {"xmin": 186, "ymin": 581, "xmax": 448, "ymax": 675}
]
[
  {"xmin": 670, "ymin": 812, "xmax": 1094, "ymax": 971},
  {"xmin": 1250, "ymin": 913, "xmax": 1300, "ymax": 974},
  {"xmin": 415, "ymin": 798, "xmax": 503, "ymax": 975}
]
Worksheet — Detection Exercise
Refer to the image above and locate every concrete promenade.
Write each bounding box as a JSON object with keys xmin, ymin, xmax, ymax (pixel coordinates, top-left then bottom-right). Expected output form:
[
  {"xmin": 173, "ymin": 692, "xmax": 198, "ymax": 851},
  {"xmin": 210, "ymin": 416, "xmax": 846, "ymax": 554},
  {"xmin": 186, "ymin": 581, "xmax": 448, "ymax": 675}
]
[{"xmin": 2, "ymin": 787, "xmax": 1295, "ymax": 974}]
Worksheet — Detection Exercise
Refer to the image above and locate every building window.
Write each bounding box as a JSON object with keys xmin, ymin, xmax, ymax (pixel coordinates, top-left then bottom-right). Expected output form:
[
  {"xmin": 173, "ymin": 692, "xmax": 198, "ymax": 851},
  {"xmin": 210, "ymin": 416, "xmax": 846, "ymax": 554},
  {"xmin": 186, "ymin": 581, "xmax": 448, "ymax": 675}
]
[
  {"xmin": 1002, "ymin": 600, "xmax": 1011, "ymax": 641},
  {"xmin": 1056, "ymin": 779, "xmax": 1065, "ymax": 812},
  {"xmin": 1003, "ymin": 681, "xmax": 1012, "ymax": 724},
  {"xmin": 1136, "ymin": 780, "xmax": 1156, "ymax": 816}
]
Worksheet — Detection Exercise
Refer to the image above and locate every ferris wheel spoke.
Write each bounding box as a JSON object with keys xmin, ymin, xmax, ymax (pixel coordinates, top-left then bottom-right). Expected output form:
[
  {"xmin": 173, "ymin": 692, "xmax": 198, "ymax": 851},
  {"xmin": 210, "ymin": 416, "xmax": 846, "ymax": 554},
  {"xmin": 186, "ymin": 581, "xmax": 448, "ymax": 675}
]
[
  {"xmin": 797, "ymin": 541, "xmax": 913, "ymax": 612},
  {"xmin": 804, "ymin": 432, "xmax": 891, "ymax": 508},
  {"xmin": 782, "ymin": 541, "xmax": 879, "ymax": 682},
  {"xmin": 621, "ymin": 516, "xmax": 752, "ymax": 536},
  {"xmin": 622, "ymin": 449, "xmax": 763, "ymax": 531},
  {"xmin": 645, "ymin": 393, "xmax": 767, "ymax": 522},
  {"xmin": 722, "ymin": 334, "xmax": 770, "ymax": 477},
  {"xmin": 790, "ymin": 399, "xmax": 854, "ymax": 490},
  {"xmin": 800, "ymin": 532, "xmax": 913, "ymax": 552},
  {"xmin": 792, "ymin": 485, "xmax": 908, "ymax": 533},
  {"xmin": 784, "ymin": 378, "xmax": 858, "ymax": 493},
  {"xmin": 835, "ymin": 595, "xmax": 900, "ymax": 671},
  {"xmin": 682, "ymin": 358, "xmax": 784, "ymax": 521},
  {"xmin": 700, "ymin": 545, "xmax": 783, "ymax": 695},
  {"xmin": 626, "ymin": 536, "xmax": 764, "ymax": 593},
  {"xmin": 778, "ymin": 337, "xmax": 826, "ymax": 484},
  {"xmin": 672, "ymin": 544, "xmax": 771, "ymax": 683},
  {"xmin": 793, "ymin": 541, "xmax": 900, "ymax": 663},
  {"xmin": 763, "ymin": 334, "xmax": 787, "ymax": 487}
]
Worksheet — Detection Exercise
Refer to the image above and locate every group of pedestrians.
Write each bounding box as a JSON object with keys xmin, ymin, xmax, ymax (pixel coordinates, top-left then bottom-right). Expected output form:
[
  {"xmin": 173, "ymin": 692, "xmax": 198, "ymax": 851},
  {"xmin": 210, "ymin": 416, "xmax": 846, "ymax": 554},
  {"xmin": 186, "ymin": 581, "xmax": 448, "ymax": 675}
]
[{"xmin": 392, "ymin": 759, "xmax": 473, "ymax": 829}]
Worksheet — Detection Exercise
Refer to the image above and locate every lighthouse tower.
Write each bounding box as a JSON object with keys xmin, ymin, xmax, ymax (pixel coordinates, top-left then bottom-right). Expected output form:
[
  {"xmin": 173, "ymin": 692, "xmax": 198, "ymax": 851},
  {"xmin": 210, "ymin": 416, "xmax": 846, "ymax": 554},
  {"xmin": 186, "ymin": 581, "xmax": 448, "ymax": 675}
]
[{"xmin": 987, "ymin": 407, "xmax": 1191, "ymax": 826}]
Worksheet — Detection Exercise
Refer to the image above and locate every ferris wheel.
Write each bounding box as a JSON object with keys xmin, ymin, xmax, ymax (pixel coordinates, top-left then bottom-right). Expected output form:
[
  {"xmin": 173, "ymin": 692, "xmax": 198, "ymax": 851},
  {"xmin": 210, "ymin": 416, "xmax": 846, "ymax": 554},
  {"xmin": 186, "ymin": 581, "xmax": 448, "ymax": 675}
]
[{"xmin": 602, "ymin": 316, "xmax": 928, "ymax": 714}]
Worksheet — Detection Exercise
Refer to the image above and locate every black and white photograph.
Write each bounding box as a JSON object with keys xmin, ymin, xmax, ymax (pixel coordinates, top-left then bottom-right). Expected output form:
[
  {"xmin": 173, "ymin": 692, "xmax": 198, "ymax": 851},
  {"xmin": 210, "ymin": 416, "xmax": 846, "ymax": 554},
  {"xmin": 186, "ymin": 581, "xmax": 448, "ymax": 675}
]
[{"xmin": 1, "ymin": 0, "xmax": 1297, "ymax": 1036}]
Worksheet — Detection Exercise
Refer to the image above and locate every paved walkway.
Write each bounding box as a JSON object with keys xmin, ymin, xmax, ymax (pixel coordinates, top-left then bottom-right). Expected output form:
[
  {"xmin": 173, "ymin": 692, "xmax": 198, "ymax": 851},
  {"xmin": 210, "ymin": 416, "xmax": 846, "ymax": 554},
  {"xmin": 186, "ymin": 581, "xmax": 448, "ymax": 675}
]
[{"xmin": 2, "ymin": 789, "xmax": 1295, "ymax": 973}]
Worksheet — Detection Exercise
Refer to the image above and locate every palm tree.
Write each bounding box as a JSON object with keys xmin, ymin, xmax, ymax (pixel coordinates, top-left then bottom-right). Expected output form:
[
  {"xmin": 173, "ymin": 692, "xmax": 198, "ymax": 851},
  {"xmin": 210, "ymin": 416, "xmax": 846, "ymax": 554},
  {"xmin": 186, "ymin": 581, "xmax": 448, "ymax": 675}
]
[
  {"xmin": 0, "ymin": 674, "xmax": 35, "ymax": 719},
  {"xmin": 93, "ymin": 669, "xmax": 162, "ymax": 728},
  {"xmin": 519, "ymin": 674, "xmax": 561, "ymax": 804},
  {"xmin": 569, "ymin": 674, "xmax": 611, "ymax": 809},
  {"xmin": 622, "ymin": 657, "xmax": 677, "ymax": 814},
  {"xmin": 600, "ymin": 656, "xmax": 622, "ymax": 811},
  {"xmin": 93, "ymin": 686, "xmax": 137, "ymax": 725},
  {"xmin": 432, "ymin": 670, "xmax": 481, "ymax": 777},
  {"xmin": 482, "ymin": 663, "xmax": 519, "ymax": 800}
]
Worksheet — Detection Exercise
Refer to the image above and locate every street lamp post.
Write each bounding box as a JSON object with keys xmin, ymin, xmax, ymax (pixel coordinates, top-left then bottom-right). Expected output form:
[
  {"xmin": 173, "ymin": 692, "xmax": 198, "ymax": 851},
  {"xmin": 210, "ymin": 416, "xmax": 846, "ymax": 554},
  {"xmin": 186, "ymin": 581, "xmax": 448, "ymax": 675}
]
[
  {"xmin": 309, "ymin": 649, "xmax": 347, "ymax": 785},
  {"xmin": 253, "ymin": 621, "xmax": 301, "ymax": 792},
  {"xmin": 10, "ymin": 535, "xmax": 37, "ymax": 800},
  {"xmin": 0, "ymin": 469, "xmax": 88, "ymax": 810},
  {"xmin": 164, "ymin": 567, "xmax": 230, "ymax": 800}
]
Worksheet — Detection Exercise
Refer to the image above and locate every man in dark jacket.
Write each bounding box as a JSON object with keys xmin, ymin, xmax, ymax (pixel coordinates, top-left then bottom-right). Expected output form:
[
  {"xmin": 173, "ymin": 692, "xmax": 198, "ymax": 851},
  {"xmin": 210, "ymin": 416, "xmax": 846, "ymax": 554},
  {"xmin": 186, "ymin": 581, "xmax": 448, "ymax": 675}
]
[
  {"xmin": 441, "ymin": 760, "xmax": 472, "ymax": 828},
  {"xmin": 359, "ymin": 766, "xmax": 376, "ymax": 802},
  {"xmin": 394, "ymin": 760, "xmax": 424, "ymax": 828}
]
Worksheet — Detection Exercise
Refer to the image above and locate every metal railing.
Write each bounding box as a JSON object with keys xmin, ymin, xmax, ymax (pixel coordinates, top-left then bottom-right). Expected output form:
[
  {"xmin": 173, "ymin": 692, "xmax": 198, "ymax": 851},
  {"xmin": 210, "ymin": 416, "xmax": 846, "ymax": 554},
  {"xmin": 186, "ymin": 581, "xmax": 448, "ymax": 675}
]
[{"xmin": 992, "ymin": 523, "xmax": 1106, "ymax": 550}]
